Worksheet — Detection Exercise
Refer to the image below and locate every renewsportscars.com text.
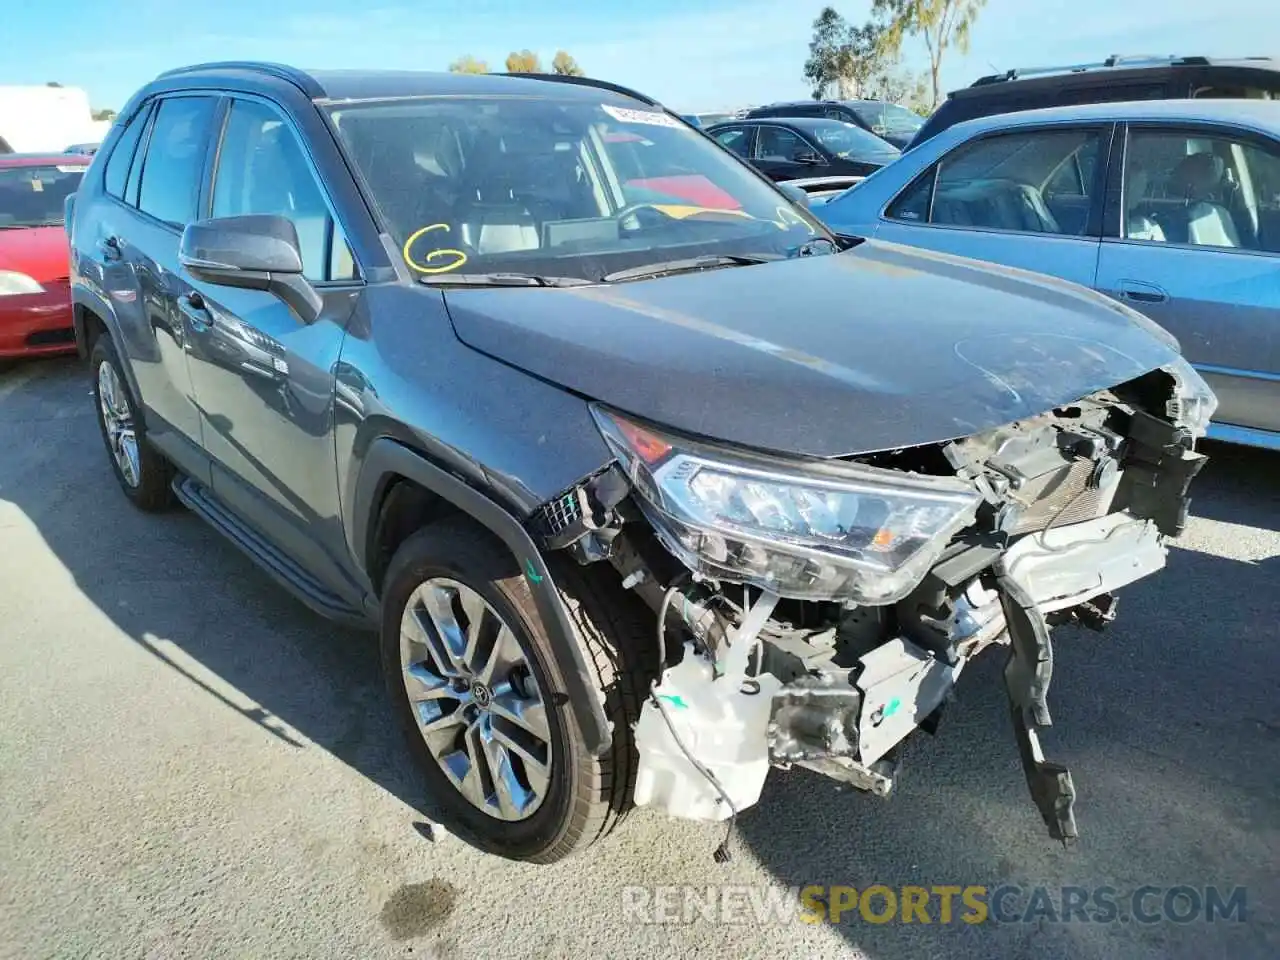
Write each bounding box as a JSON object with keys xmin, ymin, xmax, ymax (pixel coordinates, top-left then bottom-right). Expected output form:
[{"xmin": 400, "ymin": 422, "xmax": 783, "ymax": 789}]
[{"xmin": 621, "ymin": 884, "xmax": 1248, "ymax": 926}]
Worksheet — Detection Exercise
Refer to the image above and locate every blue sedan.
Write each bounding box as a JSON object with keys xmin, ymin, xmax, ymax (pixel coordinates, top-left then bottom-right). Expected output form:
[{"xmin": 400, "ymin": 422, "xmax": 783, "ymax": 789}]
[{"xmin": 820, "ymin": 99, "xmax": 1280, "ymax": 451}]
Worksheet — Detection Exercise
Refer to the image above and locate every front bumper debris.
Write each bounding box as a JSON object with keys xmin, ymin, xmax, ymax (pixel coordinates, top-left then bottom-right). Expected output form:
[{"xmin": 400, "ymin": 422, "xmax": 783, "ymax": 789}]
[{"xmin": 995, "ymin": 565, "xmax": 1078, "ymax": 845}]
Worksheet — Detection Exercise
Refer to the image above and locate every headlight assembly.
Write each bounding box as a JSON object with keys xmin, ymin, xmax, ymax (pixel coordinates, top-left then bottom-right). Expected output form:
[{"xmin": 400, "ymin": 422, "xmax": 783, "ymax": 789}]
[
  {"xmin": 592, "ymin": 407, "xmax": 981, "ymax": 604},
  {"xmin": 1162, "ymin": 355, "xmax": 1218, "ymax": 440}
]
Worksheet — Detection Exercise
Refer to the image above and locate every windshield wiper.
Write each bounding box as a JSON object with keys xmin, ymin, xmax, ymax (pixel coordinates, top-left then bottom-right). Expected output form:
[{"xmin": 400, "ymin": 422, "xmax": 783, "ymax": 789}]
[
  {"xmin": 420, "ymin": 272, "xmax": 592, "ymax": 288},
  {"xmin": 600, "ymin": 253, "xmax": 782, "ymax": 284}
]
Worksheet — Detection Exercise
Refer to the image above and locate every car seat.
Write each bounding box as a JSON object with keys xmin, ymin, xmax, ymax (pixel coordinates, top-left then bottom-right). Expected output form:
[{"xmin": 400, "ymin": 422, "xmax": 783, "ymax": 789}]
[
  {"xmin": 455, "ymin": 140, "xmax": 540, "ymax": 255},
  {"xmin": 1170, "ymin": 152, "xmax": 1240, "ymax": 247}
]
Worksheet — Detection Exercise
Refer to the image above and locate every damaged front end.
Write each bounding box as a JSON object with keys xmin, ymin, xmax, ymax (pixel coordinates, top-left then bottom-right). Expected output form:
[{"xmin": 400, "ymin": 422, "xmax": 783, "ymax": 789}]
[{"xmin": 529, "ymin": 357, "xmax": 1215, "ymax": 847}]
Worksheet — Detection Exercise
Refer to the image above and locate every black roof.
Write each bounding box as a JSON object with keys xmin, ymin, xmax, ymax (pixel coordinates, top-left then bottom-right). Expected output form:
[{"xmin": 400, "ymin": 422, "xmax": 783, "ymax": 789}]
[
  {"xmin": 958, "ymin": 54, "xmax": 1280, "ymax": 97},
  {"xmin": 753, "ymin": 99, "xmax": 886, "ymax": 110},
  {"xmin": 714, "ymin": 116, "xmax": 870, "ymax": 132},
  {"xmin": 154, "ymin": 62, "xmax": 660, "ymax": 106}
]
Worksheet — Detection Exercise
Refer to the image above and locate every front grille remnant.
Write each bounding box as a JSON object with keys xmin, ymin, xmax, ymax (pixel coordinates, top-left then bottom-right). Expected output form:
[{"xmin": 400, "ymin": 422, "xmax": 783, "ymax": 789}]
[{"xmin": 535, "ymin": 490, "xmax": 584, "ymax": 540}]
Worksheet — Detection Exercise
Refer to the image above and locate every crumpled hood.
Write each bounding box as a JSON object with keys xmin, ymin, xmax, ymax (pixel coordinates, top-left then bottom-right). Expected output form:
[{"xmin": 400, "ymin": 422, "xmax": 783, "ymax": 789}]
[{"xmin": 444, "ymin": 240, "xmax": 1180, "ymax": 458}]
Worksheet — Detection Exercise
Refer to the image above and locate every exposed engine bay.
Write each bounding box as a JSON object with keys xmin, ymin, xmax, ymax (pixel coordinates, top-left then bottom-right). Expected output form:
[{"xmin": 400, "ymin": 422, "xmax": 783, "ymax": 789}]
[{"xmin": 530, "ymin": 359, "xmax": 1213, "ymax": 849}]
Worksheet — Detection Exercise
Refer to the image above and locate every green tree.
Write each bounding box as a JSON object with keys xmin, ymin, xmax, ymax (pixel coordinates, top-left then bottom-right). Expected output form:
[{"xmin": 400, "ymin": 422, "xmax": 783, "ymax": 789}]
[
  {"xmin": 803, "ymin": 7, "xmax": 885, "ymax": 100},
  {"xmin": 504, "ymin": 50, "xmax": 543, "ymax": 73},
  {"xmin": 872, "ymin": 0, "xmax": 987, "ymax": 110},
  {"xmin": 551, "ymin": 51, "xmax": 584, "ymax": 76},
  {"xmin": 448, "ymin": 55, "xmax": 489, "ymax": 74},
  {"xmin": 46, "ymin": 81, "xmax": 63, "ymax": 87},
  {"xmin": 864, "ymin": 65, "xmax": 929, "ymax": 111},
  {"xmin": 91, "ymin": 108, "xmax": 117, "ymax": 121}
]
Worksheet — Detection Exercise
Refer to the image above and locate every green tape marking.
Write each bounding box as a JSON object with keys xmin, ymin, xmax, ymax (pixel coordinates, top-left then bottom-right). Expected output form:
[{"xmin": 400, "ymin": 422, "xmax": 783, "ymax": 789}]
[{"xmin": 524, "ymin": 558, "xmax": 544, "ymax": 584}]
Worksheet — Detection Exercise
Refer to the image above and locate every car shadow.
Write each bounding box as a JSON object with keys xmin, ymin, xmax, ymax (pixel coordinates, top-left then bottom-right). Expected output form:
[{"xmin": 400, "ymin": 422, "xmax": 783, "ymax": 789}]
[
  {"xmin": 1187, "ymin": 439, "xmax": 1280, "ymax": 530},
  {"xmin": 0, "ymin": 355, "xmax": 452, "ymax": 826},
  {"xmin": 2, "ymin": 358, "xmax": 1277, "ymax": 960}
]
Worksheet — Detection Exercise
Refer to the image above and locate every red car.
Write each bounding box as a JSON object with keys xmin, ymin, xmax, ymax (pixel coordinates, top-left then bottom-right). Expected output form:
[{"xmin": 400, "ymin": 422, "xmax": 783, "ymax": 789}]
[{"xmin": 0, "ymin": 154, "xmax": 90, "ymax": 359}]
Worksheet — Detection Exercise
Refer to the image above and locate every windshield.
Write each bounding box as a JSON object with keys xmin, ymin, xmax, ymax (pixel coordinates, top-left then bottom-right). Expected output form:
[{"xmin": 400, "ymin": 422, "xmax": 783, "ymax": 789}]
[
  {"xmin": 326, "ymin": 96, "xmax": 832, "ymax": 282},
  {"xmin": 0, "ymin": 165, "xmax": 84, "ymax": 227},
  {"xmin": 849, "ymin": 102, "xmax": 925, "ymax": 137},
  {"xmin": 808, "ymin": 121, "xmax": 899, "ymax": 157}
]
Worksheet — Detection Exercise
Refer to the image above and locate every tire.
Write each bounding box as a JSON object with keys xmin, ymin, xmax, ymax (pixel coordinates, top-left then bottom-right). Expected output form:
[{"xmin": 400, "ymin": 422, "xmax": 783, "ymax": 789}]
[
  {"xmin": 380, "ymin": 516, "xmax": 656, "ymax": 863},
  {"xmin": 90, "ymin": 335, "xmax": 172, "ymax": 511}
]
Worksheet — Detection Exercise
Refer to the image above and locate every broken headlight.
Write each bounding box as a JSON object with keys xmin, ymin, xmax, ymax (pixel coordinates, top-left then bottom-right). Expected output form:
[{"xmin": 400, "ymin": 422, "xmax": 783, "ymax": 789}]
[
  {"xmin": 593, "ymin": 407, "xmax": 980, "ymax": 604},
  {"xmin": 1162, "ymin": 355, "xmax": 1218, "ymax": 440}
]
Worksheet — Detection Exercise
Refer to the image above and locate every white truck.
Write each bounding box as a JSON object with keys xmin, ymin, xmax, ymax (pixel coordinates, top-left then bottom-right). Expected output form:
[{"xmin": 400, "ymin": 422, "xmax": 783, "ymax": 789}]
[{"xmin": 0, "ymin": 85, "xmax": 106, "ymax": 154}]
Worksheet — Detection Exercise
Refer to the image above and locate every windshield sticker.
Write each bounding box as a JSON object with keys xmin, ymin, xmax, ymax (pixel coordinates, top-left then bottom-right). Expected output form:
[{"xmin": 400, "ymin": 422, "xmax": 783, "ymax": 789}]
[
  {"xmin": 402, "ymin": 223, "xmax": 468, "ymax": 275},
  {"xmin": 55, "ymin": 165, "xmax": 82, "ymax": 173},
  {"xmin": 601, "ymin": 104, "xmax": 683, "ymax": 129},
  {"xmin": 30, "ymin": 179, "xmax": 44, "ymax": 192}
]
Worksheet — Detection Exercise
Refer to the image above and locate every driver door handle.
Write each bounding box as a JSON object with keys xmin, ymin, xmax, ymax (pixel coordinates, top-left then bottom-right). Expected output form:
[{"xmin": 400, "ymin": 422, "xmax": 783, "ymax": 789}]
[
  {"xmin": 1118, "ymin": 280, "xmax": 1168, "ymax": 305},
  {"xmin": 178, "ymin": 292, "xmax": 212, "ymax": 330}
]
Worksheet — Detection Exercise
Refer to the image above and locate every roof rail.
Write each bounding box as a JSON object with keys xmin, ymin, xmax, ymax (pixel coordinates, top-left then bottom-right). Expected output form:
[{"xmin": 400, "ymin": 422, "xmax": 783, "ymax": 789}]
[
  {"xmin": 155, "ymin": 61, "xmax": 324, "ymax": 98},
  {"xmin": 971, "ymin": 54, "xmax": 1210, "ymax": 86},
  {"xmin": 493, "ymin": 72, "xmax": 661, "ymax": 107}
]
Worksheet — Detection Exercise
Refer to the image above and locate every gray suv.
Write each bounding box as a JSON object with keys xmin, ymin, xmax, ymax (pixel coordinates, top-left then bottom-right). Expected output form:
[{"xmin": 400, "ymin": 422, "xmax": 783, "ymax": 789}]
[{"xmin": 66, "ymin": 63, "xmax": 1216, "ymax": 864}]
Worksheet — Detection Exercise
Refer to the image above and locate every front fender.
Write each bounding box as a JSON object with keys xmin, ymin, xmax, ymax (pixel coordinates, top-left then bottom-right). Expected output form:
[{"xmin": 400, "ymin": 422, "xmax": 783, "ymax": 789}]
[
  {"xmin": 350, "ymin": 437, "xmax": 613, "ymax": 756},
  {"xmin": 70, "ymin": 281, "xmax": 146, "ymax": 404}
]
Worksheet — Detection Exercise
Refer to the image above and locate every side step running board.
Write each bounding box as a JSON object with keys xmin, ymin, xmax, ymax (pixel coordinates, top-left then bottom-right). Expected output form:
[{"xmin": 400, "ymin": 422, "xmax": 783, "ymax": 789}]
[{"xmin": 172, "ymin": 476, "xmax": 370, "ymax": 628}]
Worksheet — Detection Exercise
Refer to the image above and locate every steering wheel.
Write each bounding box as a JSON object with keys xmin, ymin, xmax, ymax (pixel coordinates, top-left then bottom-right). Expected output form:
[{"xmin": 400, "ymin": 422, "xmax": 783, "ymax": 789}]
[{"xmin": 615, "ymin": 201, "xmax": 677, "ymax": 233}]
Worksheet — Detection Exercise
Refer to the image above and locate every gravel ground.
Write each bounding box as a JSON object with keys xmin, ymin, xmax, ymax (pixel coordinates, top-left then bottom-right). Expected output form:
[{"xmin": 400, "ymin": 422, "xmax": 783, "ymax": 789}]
[{"xmin": 1, "ymin": 355, "xmax": 1277, "ymax": 960}]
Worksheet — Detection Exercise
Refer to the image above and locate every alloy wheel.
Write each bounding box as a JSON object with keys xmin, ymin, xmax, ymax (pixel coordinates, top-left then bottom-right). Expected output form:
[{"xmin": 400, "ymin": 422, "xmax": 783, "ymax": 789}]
[
  {"xmin": 97, "ymin": 360, "xmax": 140, "ymax": 488},
  {"xmin": 399, "ymin": 578, "xmax": 552, "ymax": 821}
]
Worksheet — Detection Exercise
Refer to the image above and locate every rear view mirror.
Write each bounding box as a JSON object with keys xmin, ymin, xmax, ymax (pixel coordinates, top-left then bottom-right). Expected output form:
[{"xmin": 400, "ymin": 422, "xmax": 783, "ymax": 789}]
[
  {"xmin": 778, "ymin": 182, "xmax": 810, "ymax": 209},
  {"xmin": 179, "ymin": 214, "xmax": 321, "ymax": 323}
]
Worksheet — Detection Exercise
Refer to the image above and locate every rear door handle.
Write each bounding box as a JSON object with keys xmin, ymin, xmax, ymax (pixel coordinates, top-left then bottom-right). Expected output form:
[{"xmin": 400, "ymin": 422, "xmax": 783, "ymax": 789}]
[
  {"xmin": 1118, "ymin": 280, "xmax": 1168, "ymax": 304},
  {"xmin": 97, "ymin": 236, "xmax": 121, "ymax": 262}
]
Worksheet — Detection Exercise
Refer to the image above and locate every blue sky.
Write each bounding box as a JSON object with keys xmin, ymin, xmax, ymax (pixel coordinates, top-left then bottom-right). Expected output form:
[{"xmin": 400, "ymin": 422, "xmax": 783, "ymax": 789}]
[{"xmin": 6, "ymin": 0, "xmax": 1278, "ymax": 113}]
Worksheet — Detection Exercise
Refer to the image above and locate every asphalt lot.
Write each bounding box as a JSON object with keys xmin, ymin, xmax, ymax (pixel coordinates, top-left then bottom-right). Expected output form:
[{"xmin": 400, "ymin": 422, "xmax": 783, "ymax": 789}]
[{"xmin": 1, "ymin": 354, "xmax": 1277, "ymax": 960}]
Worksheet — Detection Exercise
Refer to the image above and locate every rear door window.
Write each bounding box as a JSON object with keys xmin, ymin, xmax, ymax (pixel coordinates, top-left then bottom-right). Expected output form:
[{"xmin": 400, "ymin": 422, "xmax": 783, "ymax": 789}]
[
  {"xmin": 711, "ymin": 125, "xmax": 751, "ymax": 157},
  {"xmin": 103, "ymin": 104, "xmax": 151, "ymax": 200},
  {"xmin": 754, "ymin": 127, "xmax": 816, "ymax": 162},
  {"xmin": 136, "ymin": 96, "xmax": 217, "ymax": 227}
]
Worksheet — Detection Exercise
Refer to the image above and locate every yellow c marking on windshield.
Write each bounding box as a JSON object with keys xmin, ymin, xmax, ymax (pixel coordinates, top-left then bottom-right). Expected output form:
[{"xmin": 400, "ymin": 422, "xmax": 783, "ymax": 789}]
[
  {"xmin": 403, "ymin": 223, "xmax": 468, "ymax": 275},
  {"xmin": 774, "ymin": 205, "xmax": 808, "ymax": 229}
]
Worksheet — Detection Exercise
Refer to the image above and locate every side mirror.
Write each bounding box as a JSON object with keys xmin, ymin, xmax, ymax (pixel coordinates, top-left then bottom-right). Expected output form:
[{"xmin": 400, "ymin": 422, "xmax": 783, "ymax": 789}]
[
  {"xmin": 795, "ymin": 150, "xmax": 825, "ymax": 165},
  {"xmin": 179, "ymin": 214, "xmax": 322, "ymax": 323},
  {"xmin": 778, "ymin": 182, "xmax": 810, "ymax": 209}
]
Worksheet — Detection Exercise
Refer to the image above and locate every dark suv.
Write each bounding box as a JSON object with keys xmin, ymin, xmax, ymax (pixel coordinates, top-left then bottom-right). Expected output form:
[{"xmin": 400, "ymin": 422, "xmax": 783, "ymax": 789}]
[
  {"xmin": 911, "ymin": 54, "xmax": 1280, "ymax": 149},
  {"xmin": 67, "ymin": 62, "xmax": 1215, "ymax": 864}
]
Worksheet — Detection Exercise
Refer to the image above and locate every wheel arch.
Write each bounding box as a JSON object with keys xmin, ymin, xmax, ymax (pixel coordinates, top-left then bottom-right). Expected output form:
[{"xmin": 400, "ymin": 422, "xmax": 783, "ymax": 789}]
[
  {"xmin": 352, "ymin": 436, "xmax": 613, "ymax": 756},
  {"xmin": 72, "ymin": 287, "xmax": 147, "ymax": 415}
]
